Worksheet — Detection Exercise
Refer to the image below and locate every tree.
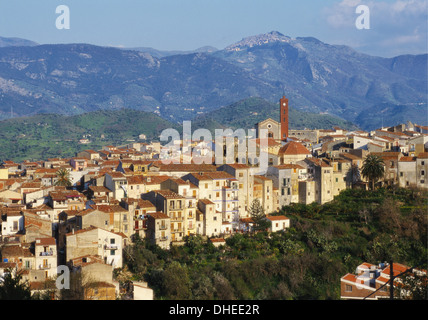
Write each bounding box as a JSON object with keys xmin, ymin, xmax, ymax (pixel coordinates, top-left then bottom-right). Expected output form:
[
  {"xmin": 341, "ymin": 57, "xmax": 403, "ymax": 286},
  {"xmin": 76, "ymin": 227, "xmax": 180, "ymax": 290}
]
[
  {"xmin": 249, "ymin": 199, "xmax": 270, "ymax": 232},
  {"xmin": 0, "ymin": 268, "xmax": 32, "ymax": 300},
  {"xmin": 361, "ymin": 154, "xmax": 385, "ymax": 190},
  {"xmin": 55, "ymin": 168, "xmax": 72, "ymax": 187}
]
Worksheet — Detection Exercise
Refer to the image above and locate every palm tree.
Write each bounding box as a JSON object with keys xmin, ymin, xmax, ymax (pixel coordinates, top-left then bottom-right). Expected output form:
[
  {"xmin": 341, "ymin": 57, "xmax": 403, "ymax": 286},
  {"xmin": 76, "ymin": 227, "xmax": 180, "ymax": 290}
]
[
  {"xmin": 55, "ymin": 168, "xmax": 72, "ymax": 187},
  {"xmin": 361, "ymin": 154, "xmax": 385, "ymax": 190}
]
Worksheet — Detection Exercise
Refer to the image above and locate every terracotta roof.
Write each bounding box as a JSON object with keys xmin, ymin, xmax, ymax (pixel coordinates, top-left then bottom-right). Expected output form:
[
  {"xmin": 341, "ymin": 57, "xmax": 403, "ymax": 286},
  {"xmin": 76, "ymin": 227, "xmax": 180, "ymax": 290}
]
[
  {"xmin": 417, "ymin": 152, "xmax": 428, "ymax": 159},
  {"xmin": 399, "ymin": 156, "xmax": 416, "ymax": 162},
  {"xmin": 190, "ymin": 171, "xmax": 235, "ymax": 181},
  {"xmin": 266, "ymin": 215, "xmax": 289, "ymax": 221},
  {"xmin": 106, "ymin": 172, "xmax": 126, "ymax": 179},
  {"xmin": 35, "ymin": 237, "xmax": 56, "ymax": 246},
  {"xmin": 306, "ymin": 157, "xmax": 332, "ymax": 168},
  {"xmin": 95, "ymin": 204, "xmax": 127, "ymax": 213},
  {"xmin": 199, "ymin": 199, "xmax": 214, "ymax": 205},
  {"xmin": 157, "ymin": 163, "xmax": 217, "ymax": 172},
  {"xmin": 278, "ymin": 141, "xmax": 310, "ymax": 155},
  {"xmin": 240, "ymin": 217, "xmax": 254, "ymax": 223},
  {"xmin": 154, "ymin": 190, "xmax": 183, "ymax": 199},
  {"xmin": 148, "ymin": 212, "xmax": 170, "ymax": 219},
  {"xmin": 89, "ymin": 186, "xmax": 112, "ymax": 193},
  {"xmin": 274, "ymin": 164, "xmax": 304, "ymax": 170}
]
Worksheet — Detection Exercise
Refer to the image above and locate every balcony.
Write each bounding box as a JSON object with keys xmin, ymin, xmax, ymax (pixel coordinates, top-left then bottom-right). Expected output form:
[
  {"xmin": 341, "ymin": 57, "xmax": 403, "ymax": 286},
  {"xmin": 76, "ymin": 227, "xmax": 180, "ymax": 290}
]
[
  {"xmin": 159, "ymin": 236, "xmax": 169, "ymax": 241},
  {"xmin": 159, "ymin": 225, "xmax": 168, "ymax": 230},
  {"xmin": 39, "ymin": 264, "xmax": 51, "ymax": 270},
  {"xmin": 39, "ymin": 251, "xmax": 54, "ymax": 256},
  {"xmin": 104, "ymin": 244, "xmax": 118, "ymax": 250}
]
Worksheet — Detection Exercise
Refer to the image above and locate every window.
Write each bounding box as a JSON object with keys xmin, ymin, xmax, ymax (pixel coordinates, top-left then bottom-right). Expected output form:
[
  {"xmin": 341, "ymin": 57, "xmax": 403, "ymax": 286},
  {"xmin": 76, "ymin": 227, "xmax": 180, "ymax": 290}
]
[
  {"xmin": 205, "ymin": 183, "xmax": 208, "ymax": 189},
  {"xmin": 110, "ymin": 250, "xmax": 115, "ymax": 255},
  {"xmin": 110, "ymin": 238, "xmax": 115, "ymax": 244},
  {"xmin": 400, "ymin": 172, "xmax": 403, "ymax": 177},
  {"xmin": 216, "ymin": 181, "xmax": 220, "ymax": 187},
  {"xmin": 422, "ymin": 161, "xmax": 425, "ymax": 166},
  {"xmin": 345, "ymin": 285, "xmax": 353, "ymax": 292},
  {"xmin": 421, "ymin": 170, "xmax": 425, "ymax": 176},
  {"xmin": 239, "ymin": 173, "xmax": 243, "ymax": 178}
]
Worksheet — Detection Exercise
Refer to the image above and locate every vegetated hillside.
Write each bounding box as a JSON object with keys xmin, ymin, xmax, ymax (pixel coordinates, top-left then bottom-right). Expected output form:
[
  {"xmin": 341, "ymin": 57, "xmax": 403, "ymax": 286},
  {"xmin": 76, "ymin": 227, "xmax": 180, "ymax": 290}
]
[
  {"xmin": 355, "ymin": 102, "xmax": 428, "ymax": 131},
  {"xmin": 0, "ymin": 96, "xmax": 359, "ymax": 162},
  {"xmin": 0, "ymin": 109, "xmax": 178, "ymax": 162},
  {"xmin": 0, "ymin": 31, "xmax": 426, "ymax": 129},
  {"xmin": 192, "ymin": 97, "xmax": 359, "ymax": 133},
  {"xmin": 123, "ymin": 187, "xmax": 428, "ymax": 300}
]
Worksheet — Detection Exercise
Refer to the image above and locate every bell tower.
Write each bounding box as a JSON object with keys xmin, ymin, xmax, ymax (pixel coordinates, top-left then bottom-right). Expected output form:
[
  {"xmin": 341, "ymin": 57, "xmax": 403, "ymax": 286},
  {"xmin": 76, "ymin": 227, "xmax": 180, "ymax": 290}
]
[{"xmin": 280, "ymin": 96, "xmax": 289, "ymax": 141}]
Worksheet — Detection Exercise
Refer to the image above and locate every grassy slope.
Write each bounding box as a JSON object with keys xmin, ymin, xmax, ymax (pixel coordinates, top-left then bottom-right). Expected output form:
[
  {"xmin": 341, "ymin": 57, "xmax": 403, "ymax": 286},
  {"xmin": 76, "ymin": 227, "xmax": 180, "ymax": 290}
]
[{"xmin": 0, "ymin": 109, "xmax": 178, "ymax": 162}]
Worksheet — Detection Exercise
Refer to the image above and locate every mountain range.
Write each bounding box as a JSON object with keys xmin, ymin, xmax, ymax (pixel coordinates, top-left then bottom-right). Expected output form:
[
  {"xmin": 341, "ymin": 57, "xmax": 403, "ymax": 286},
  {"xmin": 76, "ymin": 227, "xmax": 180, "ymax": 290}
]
[{"xmin": 0, "ymin": 31, "xmax": 426, "ymax": 130}]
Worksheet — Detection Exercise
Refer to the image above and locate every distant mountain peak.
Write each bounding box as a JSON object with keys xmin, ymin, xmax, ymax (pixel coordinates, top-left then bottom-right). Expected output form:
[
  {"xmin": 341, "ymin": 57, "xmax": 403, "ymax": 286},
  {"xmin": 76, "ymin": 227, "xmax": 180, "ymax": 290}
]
[
  {"xmin": 225, "ymin": 31, "xmax": 292, "ymax": 51},
  {"xmin": 0, "ymin": 36, "xmax": 38, "ymax": 47}
]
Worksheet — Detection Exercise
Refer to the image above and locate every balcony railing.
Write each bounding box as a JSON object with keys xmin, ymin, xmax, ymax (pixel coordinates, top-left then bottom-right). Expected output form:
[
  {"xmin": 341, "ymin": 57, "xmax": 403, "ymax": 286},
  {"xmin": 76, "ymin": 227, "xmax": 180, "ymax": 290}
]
[
  {"xmin": 39, "ymin": 264, "xmax": 51, "ymax": 270},
  {"xmin": 39, "ymin": 251, "xmax": 54, "ymax": 256},
  {"xmin": 159, "ymin": 236, "xmax": 168, "ymax": 241},
  {"xmin": 104, "ymin": 244, "xmax": 118, "ymax": 250},
  {"xmin": 159, "ymin": 225, "xmax": 168, "ymax": 230}
]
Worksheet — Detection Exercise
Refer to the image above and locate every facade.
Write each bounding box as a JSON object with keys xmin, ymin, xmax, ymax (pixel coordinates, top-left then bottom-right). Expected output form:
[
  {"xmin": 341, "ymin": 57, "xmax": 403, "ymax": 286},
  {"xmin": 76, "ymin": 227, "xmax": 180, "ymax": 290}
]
[
  {"xmin": 65, "ymin": 226, "xmax": 123, "ymax": 268},
  {"xmin": 265, "ymin": 215, "xmax": 290, "ymax": 232},
  {"xmin": 146, "ymin": 212, "xmax": 171, "ymax": 250},
  {"xmin": 104, "ymin": 172, "xmax": 128, "ymax": 200},
  {"xmin": 34, "ymin": 237, "xmax": 57, "ymax": 279}
]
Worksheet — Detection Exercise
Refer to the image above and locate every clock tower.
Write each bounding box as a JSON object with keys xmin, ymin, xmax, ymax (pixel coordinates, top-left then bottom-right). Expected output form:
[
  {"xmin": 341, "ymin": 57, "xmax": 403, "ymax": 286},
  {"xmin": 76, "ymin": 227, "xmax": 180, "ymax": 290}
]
[{"xmin": 280, "ymin": 96, "xmax": 289, "ymax": 141}]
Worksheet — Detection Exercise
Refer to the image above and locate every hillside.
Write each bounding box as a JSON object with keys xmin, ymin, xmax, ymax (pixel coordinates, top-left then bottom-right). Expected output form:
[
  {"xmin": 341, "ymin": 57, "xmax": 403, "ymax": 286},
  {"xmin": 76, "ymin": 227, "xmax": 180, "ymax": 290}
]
[
  {"xmin": 192, "ymin": 97, "xmax": 359, "ymax": 132},
  {"xmin": 124, "ymin": 187, "xmax": 427, "ymax": 300},
  {"xmin": 0, "ymin": 31, "xmax": 426, "ymax": 129},
  {"xmin": 0, "ymin": 109, "xmax": 178, "ymax": 162},
  {"xmin": 0, "ymin": 98, "xmax": 360, "ymax": 162}
]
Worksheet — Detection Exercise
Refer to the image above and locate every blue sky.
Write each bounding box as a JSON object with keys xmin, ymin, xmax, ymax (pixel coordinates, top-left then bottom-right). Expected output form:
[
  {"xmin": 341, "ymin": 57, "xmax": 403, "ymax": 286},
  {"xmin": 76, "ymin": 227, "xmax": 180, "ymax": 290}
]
[{"xmin": 0, "ymin": 0, "xmax": 426, "ymax": 57}]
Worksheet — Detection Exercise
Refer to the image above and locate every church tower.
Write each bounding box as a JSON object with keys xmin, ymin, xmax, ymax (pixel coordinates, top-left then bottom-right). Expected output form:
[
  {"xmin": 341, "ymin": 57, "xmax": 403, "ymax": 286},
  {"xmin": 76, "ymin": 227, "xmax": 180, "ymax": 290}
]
[{"xmin": 280, "ymin": 96, "xmax": 289, "ymax": 141}]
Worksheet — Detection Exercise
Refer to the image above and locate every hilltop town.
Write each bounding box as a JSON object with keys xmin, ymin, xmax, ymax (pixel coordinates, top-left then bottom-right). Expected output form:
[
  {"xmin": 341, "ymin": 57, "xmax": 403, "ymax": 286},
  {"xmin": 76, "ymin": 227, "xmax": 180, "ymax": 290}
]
[{"xmin": 0, "ymin": 97, "xmax": 427, "ymax": 300}]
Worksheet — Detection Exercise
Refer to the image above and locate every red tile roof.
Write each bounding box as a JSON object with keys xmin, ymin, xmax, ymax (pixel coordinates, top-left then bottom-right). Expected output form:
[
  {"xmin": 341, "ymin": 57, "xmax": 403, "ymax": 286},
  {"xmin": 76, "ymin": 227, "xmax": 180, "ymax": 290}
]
[{"xmin": 278, "ymin": 141, "xmax": 310, "ymax": 155}]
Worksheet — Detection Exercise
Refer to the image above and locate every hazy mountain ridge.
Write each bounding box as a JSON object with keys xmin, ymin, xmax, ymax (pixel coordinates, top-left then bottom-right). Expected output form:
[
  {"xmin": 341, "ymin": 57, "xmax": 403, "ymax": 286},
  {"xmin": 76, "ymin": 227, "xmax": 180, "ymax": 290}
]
[{"xmin": 0, "ymin": 31, "xmax": 426, "ymax": 129}]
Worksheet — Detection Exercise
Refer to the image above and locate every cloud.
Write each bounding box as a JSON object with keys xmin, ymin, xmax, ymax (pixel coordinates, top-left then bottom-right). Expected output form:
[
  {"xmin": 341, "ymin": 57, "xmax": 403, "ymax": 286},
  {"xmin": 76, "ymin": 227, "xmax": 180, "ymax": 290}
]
[{"xmin": 322, "ymin": 0, "xmax": 427, "ymax": 56}]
